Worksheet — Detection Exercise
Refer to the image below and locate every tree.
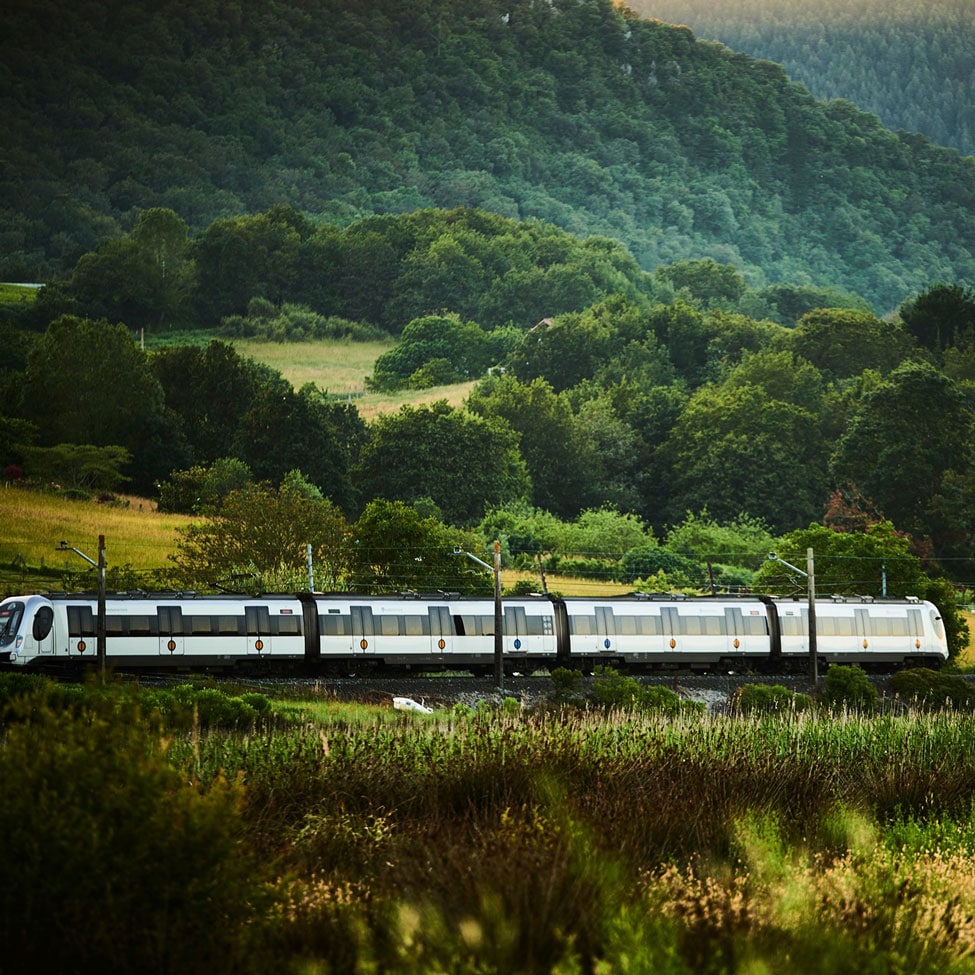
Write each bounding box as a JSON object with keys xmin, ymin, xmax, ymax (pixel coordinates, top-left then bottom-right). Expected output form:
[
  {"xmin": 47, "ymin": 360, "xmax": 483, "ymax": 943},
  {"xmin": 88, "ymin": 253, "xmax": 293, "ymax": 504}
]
[
  {"xmin": 654, "ymin": 258, "xmax": 747, "ymax": 307},
  {"xmin": 19, "ymin": 316, "xmax": 189, "ymax": 492},
  {"xmin": 350, "ymin": 498, "xmax": 489, "ymax": 593},
  {"xmin": 231, "ymin": 384, "xmax": 364, "ymax": 513},
  {"xmin": 156, "ymin": 457, "xmax": 253, "ymax": 514},
  {"xmin": 791, "ymin": 308, "xmax": 909, "ymax": 379},
  {"xmin": 654, "ymin": 383, "xmax": 829, "ymax": 533},
  {"xmin": 665, "ymin": 510, "xmax": 774, "ymax": 569},
  {"xmin": 21, "ymin": 443, "xmax": 130, "ymax": 493},
  {"xmin": 170, "ymin": 481, "xmax": 352, "ymax": 591},
  {"xmin": 151, "ymin": 340, "xmax": 271, "ymax": 465},
  {"xmin": 831, "ymin": 360, "xmax": 973, "ymax": 535},
  {"xmin": 49, "ymin": 208, "xmax": 194, "ymax": 330},
  {"xmin": 354, "ymin": 401, "xmax": 530, "ymax": 525},
  {"xmin": 899, "ymin": 283, "xmax": 975, "ymax": 355},
  {"xmin": 190, "ymin": 207, "xmax": 310, "ymax": 325},
  {"xmin": 468, "ymin": 374, "xmax": 600, "ymax": 519},
  {"xmin": 753, "ymin": 522, "xmax": 925, "ymax": 599},
  {"xmin": 368, "ymin": 314, "xmax": 494, "ymax": 391}
]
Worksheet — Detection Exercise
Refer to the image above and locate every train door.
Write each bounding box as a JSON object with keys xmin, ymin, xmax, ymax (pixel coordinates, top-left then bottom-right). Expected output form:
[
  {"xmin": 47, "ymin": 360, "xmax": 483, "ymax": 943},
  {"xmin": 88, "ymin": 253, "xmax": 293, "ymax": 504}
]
[
  {"xmin": 350, "ymin": 605, "xmax": 375, "ymax": 656},
  {"xmin": 158, "ymin": 605, "xmax": 184, "ymax": 658},
  {"xmin": 724, "ymin": 607, "xmax": 748, "ymax": 656},
  {"xmin": 66, "ymin": 604, "xmax": 96, "ymax": 658},
  {"xmin": 505, "ymin": 605, "xmax": 527, "ymax": 655},
  {"xmin": 429, "ymin": 605, "xmax": 452, "ymax": 658},
  {"xmin": 661, "ymin": 606, "xmax": 680, "ymax": 653},
  {"xmin": 245, "ymin": 604, "xmax": 271, "ymax": 655},
  {"xmin": 854, "ymin": 607, "xmax": 871, "ymax": 652},
  {"xmin": 594, "ymin": 605, "xmax": 617, "ymax": 653},
  {"xmin": 31, "ymin": 603, "xmax": 56, "ymax": 658},
  {"xmin": 908, "ymin": 607, "xmax": 924, "ymax": 652}
]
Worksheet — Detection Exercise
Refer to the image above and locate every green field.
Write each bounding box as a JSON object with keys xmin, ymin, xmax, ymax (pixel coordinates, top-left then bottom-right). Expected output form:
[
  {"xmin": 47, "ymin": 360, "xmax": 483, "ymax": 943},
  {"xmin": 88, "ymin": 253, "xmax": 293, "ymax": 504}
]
[
  {"xmin": 0, "ymin": 486, "xmax": 190, "ymax": 592},
  {"xmin": 229, "ymin": 337, "xmax": 475, "ymax": 418},
  {"xmin": 0, "ymin": 484, "xmax": 631, "ymax": 598}
]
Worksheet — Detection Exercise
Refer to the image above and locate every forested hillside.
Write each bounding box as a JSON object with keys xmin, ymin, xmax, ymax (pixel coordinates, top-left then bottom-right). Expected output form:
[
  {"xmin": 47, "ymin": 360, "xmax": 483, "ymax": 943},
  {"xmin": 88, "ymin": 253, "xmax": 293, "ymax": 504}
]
[
  {"xmin": 630, "ymin": 0, "xmax": 975, "ymax": 156},
  {"xmin": 2, "ymin": 0, "xmax": 974, "ymax": 311}
]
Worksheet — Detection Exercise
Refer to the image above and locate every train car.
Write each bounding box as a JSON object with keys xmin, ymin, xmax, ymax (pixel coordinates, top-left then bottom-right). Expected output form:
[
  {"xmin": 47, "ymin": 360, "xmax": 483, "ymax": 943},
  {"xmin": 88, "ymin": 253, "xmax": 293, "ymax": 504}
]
[
  {"xmin": 306, "ymin": 593, "xmax": 557, "ymax": 671},
  {"xmin": 556, "ymin": 594, "xmax": 775, "ymax": 670},
  {"xmin": 1, "ymin": 592, "xmax": 308, "ymax": 669},
  {"xmin": 0, "ymin": 591, "xmax": 560, "ymax": 673},
  {"xmin": 774, "ymin": 595, "xmax": 947, "ymax": 669}
]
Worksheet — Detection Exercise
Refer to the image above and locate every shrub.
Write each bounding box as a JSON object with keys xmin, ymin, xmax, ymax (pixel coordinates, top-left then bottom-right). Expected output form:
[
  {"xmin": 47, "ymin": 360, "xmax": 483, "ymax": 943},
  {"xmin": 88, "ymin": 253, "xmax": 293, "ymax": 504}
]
[
  {"xmin": 0, "ymin": 693, "xmax": 268, "ymax": 973},
  {"xmin": 732, "ymin": 683, "xmax": 813, "ymax": 715},
  {"xmin": 822, "ymin": 664, "xmax": 878, "ymax": 712},
  {"xmin": 890, "ymin": 668, "xmax": 975, "ymax": 711},
  {"xmin": 591, "ymin": 666, "xmax": 703, "ymax": 715},
  {"xmin": 551, "ymin": 666, "xmax": 584, "ymax": 704}
]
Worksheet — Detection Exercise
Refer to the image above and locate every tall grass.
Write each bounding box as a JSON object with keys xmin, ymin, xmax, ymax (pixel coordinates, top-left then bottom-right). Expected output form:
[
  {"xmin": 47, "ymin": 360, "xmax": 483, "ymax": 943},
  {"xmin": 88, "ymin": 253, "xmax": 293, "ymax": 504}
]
[{"xmin": 9, "ymin": 678, "xmax": 975, "ymax": 972}]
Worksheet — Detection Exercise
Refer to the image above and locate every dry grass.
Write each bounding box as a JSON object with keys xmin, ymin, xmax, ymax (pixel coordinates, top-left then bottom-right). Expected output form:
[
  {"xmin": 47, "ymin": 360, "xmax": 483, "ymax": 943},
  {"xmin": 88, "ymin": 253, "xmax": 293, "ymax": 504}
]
[
  {"xmin": 230, "ymin": 338, "xmax": 475, "ymax": 418},
  {"xmin": 0, "ymin": 485, "xmax": 191, "ymax": 571}
]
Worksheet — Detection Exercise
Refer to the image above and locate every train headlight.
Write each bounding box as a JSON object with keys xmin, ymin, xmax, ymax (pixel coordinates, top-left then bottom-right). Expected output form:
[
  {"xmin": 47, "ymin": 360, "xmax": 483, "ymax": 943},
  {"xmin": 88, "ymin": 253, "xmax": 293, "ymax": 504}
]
[{"xmin": 15, "ymin": 635, "xmax": 23, "ymax": 649}]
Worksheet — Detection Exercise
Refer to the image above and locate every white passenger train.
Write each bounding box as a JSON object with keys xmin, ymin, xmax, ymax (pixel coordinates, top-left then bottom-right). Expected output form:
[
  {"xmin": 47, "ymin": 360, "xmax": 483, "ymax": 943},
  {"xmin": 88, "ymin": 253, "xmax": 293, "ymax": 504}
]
[{"xmin": 0, "ymin": 591, "xmax": 948, "ymax": 673}]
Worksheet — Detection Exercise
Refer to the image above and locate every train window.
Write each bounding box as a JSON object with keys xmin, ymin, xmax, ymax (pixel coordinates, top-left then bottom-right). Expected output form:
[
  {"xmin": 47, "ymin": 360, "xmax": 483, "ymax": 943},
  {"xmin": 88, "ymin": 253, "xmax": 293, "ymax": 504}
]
[
  {"xmin": 106, "ymin": 616, "xmax": 126, "ymax": 637},
  {"xmin": 680, "ymin": 616, "xmax": 701, "ymax": 635},
  {"xmin": 67, "ymin": 605, "xmax": 95, "ymax": 637},
  {"xmin": 820, "ymin": 617, "xmax": 855, "ymax": 637},
  {"xmin": 458, "ymin": 614, "xmax": 488, "ymax": 635},
  {"xmin": 0, "ymin": 602, "xmax": 24, "ymax": 647},
  {"xmin": 402, "ymin": 615, "xmax": 426, "ymax": 636},
  {"xmin": 523, "ymin": 614, "xmax": 549, "ymax": 636},
  {"xmin": 743, "ymin": 614, "xmax": 769, "ymax": 635},
  {"xmin": 617, "ymin": 615, "xmax": 638, "ymax": 635},
  {"xmin": 215, "ymin": 615, "xmax": 244, "ymax": 636},
  {"xmin": 779, "ymin": 614, "xmax": 804, "ymax": 636},
  {"xmin": 189, "ymin": 616, "xmax": 213, "ymax": 635},
  {"xmin": 568, "ymin": 615, "xmax": 590, "ymax": 635},
  {"xmin": 320, "ymin": 614, "xmax": 350, "ymax": 636},
  {"xmin": 275, "ymin": 615, "xmax": 302, "ymax": 636},
  {"xmin": 32, "ymin": 606, "xmax": 54, "ymax": 641},
  {"xmin": 127, "ymin": 615, "xmax": 154, "ymax": 637},
  {"xmin": 379, "ymin": 615, "xmax": 402, "ymax": 636}
]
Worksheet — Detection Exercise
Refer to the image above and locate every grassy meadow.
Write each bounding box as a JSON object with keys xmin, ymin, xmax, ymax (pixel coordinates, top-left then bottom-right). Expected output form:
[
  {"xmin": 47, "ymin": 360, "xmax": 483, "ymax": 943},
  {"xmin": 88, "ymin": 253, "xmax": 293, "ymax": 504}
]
[
  {"xmin": 0, "ymin": 485, "xmax": 190, "ymax": 591},
  {"xmin": 0, "ymin": 483, "xmax": 629, "ymax": 598},
  {"xmin": 230, "ymin": 336, "xmax": 475, "ymax": 419}
]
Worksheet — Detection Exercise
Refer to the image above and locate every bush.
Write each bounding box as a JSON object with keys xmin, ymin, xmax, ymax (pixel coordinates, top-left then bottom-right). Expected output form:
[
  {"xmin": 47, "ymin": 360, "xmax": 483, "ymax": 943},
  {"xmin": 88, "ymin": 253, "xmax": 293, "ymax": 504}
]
[
  {"xmin": 0, "ymin": 692, "xmax": 268, "ymax": 973},
  {"xmin": 149, "ymin": 683, "xmax": 267, "ymax": 729},
  {"xmin": 591, "ymin": 666, "xmax": 703, "ymax": 715},
  {"xmin": 822, "ymin": 664, "xmax": 878, "ymax": 712},
  {"xmin": 890, "ymin": 668, "xmax": 975, "ymax": 711},
  {"xmin": 733, "ymin": 683, "xmax": 813, "ymax": 715},
  {"xmin": 551, "ymin": 666, "xmax": 584, "ymax": 705}
]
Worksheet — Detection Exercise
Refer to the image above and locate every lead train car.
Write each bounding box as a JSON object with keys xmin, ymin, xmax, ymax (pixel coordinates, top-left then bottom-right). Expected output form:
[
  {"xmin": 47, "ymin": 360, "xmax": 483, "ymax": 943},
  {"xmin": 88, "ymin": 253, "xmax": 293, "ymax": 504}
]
[{"xmin": 0, "ymin": 591, "xmax": 949, "ymax": 672}]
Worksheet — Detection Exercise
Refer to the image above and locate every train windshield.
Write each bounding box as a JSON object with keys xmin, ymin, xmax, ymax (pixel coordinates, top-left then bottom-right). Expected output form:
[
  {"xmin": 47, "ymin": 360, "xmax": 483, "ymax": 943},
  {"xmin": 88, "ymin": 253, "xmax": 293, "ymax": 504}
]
[{"xmin": 0, "ymin": 601, "xmax": 25, "ymax": 647}]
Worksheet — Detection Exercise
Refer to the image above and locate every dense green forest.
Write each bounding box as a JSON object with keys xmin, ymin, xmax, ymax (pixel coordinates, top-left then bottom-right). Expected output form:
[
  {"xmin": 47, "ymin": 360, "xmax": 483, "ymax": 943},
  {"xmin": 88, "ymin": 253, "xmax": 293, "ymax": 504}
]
[
  {"xmin": 2, "ymin": 0, "xmax": 974, "ymax": 311},
  {"xmin": 631, "ymin": 0, "xmax": 975, "ymax": 157},
  {"xmin": 4, "ymin": 200, "xmax": 975, "ymax": 602}
]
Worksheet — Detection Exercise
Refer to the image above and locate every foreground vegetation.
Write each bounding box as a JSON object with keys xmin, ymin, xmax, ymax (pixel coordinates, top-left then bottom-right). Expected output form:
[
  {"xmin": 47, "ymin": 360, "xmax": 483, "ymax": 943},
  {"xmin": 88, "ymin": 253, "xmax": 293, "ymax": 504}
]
[{"xmin": 7, "ymin": 673, "xmax": 975, "ymax": 973}]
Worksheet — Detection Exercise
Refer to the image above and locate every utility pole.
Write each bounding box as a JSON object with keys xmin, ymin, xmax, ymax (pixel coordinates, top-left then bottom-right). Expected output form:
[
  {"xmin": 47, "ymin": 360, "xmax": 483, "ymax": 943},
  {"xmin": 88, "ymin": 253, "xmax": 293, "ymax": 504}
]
[
  {"xmin": 58, "ymin": 536, "xmax": 107, "ymax": 683},
  {"xmin": 767, "ymin": 550, "xmax": 818, "ymax": 684},
  {"xmin": 455, "ymin": 543, "xmax": 505, "ymax": 693}
]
